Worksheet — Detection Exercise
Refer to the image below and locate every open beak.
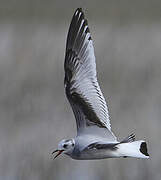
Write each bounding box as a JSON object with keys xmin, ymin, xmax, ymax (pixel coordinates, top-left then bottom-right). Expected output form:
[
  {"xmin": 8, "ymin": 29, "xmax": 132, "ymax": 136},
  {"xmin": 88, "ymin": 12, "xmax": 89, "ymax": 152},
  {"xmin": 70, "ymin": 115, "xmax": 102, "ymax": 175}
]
[{"xmin": 52, "ymin": 149, "xmax": 64, "ymax": 159}]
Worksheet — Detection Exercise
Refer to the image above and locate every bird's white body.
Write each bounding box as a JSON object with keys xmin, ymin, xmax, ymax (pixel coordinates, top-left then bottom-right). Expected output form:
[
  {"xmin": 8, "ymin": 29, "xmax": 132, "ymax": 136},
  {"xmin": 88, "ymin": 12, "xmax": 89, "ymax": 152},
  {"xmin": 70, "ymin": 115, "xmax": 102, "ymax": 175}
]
[
  {"xmin": 52, "ymin": 8, "xmax": 149, "ymax": 160},
  {"xmin": 69, "ymin": 136, "xmax": 119, "ymax": 160},
  {"xmin": 65, "ymin": 136, "xmax": 148, "ymax": 160}
]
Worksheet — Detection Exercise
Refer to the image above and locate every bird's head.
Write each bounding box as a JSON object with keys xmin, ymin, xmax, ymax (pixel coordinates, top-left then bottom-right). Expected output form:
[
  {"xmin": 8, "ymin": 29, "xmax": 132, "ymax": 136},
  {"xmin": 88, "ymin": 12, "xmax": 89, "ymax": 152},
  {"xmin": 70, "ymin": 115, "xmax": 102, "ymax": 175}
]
[{"xmin": 52, "ymin": 139, "xmax": 75, "ymax": 159}]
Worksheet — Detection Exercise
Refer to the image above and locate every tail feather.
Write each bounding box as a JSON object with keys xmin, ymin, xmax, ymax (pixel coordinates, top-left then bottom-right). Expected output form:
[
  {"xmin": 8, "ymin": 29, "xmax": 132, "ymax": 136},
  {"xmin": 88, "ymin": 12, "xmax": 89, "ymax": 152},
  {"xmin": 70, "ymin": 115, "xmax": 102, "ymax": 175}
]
[
  {"xmin": 116, "ymin": 140, "xmax": 149, "ymax": 159},
  {"xmin": 140, "ymin": 142, "xmax": 149, "ymax": 156}
]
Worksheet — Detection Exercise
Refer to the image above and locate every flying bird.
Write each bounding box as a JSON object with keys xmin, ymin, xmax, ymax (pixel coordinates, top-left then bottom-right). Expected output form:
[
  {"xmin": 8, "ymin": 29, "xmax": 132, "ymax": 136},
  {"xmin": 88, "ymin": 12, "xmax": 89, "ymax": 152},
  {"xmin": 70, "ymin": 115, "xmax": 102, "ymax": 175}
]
[{"xmin": 52, "ymin": 8, "xmax": 149, "ymax": 160}]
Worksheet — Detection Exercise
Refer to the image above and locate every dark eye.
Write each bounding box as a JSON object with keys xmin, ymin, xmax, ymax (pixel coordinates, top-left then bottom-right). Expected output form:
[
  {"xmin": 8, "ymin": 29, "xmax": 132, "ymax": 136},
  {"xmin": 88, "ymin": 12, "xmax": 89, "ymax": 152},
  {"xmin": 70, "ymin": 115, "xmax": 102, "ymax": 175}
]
[
  {"xmin": 63, "ymin": 144, "xmax": 68, "ymax": 148},
  {"xmin": 72, "ymin": 143, "xmax": 74, "ymax": 146}
]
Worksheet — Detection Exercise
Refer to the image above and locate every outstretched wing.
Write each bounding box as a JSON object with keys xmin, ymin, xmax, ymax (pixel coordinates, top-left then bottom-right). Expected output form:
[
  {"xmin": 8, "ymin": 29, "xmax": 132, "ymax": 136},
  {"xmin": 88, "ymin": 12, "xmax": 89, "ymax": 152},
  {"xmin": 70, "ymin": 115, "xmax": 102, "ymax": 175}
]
[{"xmin": 64, "ymin": 8, "xmax": 116, "ymax": 140}]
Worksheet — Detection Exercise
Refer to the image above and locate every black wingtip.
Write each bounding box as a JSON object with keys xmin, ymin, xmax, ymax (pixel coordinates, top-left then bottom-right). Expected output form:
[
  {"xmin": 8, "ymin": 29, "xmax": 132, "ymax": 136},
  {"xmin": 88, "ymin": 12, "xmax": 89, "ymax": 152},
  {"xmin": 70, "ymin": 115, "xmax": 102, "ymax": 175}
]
[
  {"xmin": 121, "ymin": 133, "xmax": 136, "ymax": 143},
  {"xmin": 140, "ymin": 142, "xmax": 149, "ymax": 157},
  {"xmin": 74, "ymin": 8, "xmax": 83, "ymax": 15},
  {"xmin": 76, "ymin": 8, "xmax": 83, "ymax": 12}
]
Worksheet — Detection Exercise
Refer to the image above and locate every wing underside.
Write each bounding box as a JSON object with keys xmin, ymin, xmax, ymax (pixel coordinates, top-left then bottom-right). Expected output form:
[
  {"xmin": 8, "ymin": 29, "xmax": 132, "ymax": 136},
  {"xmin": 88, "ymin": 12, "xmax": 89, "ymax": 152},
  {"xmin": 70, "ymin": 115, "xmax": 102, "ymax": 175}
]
[{"xmin": 64, "ymin": 8, "xmax": 116, "ymax": 140}]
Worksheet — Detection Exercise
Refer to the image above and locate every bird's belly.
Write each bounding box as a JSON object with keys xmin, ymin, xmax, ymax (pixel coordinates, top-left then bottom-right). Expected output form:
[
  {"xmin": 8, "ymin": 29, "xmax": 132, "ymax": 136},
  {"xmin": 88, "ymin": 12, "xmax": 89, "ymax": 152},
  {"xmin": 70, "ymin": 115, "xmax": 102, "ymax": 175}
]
[{"xmin": 72, "ymin": 149, "xmax": 120, "ymax": 160}]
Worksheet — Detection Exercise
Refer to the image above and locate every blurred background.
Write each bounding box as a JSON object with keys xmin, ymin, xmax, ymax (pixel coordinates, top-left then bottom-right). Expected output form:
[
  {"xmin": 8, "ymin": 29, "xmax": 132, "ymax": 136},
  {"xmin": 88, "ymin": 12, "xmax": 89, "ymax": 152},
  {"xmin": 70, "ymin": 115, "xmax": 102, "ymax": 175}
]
[{"xmin": 0, "ymin": 0, "xmax": 161, "ymax": 180}]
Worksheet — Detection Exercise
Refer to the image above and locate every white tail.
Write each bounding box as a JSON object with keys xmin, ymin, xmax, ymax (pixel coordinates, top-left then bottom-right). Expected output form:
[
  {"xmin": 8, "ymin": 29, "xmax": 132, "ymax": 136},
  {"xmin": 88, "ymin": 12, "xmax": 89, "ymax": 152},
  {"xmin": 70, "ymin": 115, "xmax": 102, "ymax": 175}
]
[{"xmin": 116, "ymin": 140, "xmax": 149, "ymax": 159}]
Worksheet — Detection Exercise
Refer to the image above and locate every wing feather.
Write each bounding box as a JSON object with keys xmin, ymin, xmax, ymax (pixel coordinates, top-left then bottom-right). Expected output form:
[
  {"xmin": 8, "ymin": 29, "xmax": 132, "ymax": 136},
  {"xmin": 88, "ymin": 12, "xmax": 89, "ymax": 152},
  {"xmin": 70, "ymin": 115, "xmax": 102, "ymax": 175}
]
[{"xmin": 64, "ymin": 8, "xmax": 116, "ymax": 140}]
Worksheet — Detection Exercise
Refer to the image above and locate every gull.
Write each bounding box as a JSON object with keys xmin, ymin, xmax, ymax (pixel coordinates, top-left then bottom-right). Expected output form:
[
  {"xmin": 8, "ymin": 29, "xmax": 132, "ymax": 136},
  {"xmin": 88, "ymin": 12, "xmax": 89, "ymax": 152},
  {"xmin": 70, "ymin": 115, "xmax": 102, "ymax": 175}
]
[{"xmin": 52, "ymin": 8, "xmax": 149, "ymax": 160}]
